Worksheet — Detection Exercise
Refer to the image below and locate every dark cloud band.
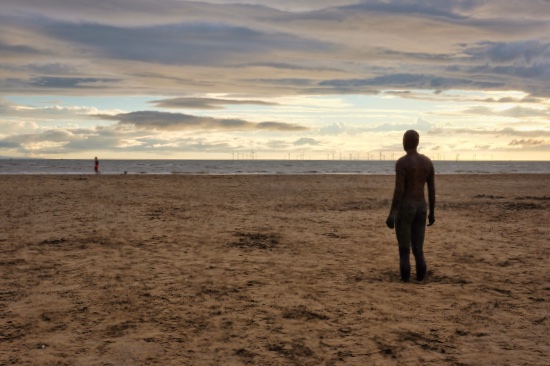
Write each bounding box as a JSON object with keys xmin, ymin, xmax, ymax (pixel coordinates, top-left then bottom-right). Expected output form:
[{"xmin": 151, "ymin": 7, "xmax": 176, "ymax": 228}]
[
  {"xmin": 96, "ymin": 111, "xmax": 308, "ymax": 132},
  {"xmin": 150, "ymin": 97, "xmax": 278, "ymax": 109}
]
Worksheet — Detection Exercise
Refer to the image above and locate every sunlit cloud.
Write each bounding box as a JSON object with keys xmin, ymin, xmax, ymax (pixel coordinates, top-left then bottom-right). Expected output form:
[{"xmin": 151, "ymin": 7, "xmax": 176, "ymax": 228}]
[
  {"xmin": 509, "ymin": 138, "xmax": 548, "ymax": 146},
  {"xmin": 317, "ymin": 118, "xmax": 434, "ymax": 136},
  {"xmin": 427, "ymin": 127, "xmax": 550, "ymax": 138},
  {"xmin": 293, "ymin": 137, "xmax": 322, "ymax": 146},
  {"xmin": 460, "ymin": 106, "xmax": 550, "ymax": 118}
]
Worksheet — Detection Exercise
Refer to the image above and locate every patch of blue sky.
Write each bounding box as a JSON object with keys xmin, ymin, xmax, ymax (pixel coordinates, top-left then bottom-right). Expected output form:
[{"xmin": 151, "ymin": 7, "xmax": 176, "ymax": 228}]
[
  {"xmin": 198, "ymin": 94, "xmax": 426, "ymax": 127},
  {"xmin": 335, "ymin": 93, "xmax": 436, "ymax": 112}
]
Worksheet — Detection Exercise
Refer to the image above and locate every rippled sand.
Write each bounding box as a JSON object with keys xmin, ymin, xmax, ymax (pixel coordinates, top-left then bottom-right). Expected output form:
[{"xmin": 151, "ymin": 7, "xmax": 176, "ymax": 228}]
[{"xmin": 1, "ymin": 174, "xmax": 548, "ymax": 365}]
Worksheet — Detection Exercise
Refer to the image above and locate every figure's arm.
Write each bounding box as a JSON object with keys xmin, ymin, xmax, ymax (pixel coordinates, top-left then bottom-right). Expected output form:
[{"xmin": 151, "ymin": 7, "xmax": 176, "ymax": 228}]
[
  {"xmin": 427, "ymin": 162, "xmax": 436, "ymax": 226},
  {"xmin": 386, "ymin": 161, "xmax": 405, "ymax": 229}
]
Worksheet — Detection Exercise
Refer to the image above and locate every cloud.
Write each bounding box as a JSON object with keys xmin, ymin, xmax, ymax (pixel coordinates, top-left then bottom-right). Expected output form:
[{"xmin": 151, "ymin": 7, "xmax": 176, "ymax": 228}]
[
  {"xmin": 150, "ymin": 97, "xmax": 278, "ymax": 109},
  {"xmin": 1, "ymin": 77, "xmax": 120, "ymax": 92},
  {"xmin": 293, "ymin": 137, "xmax": 321, "ymax": 146},
  {"xmin": 508, "ymin": 138, "xmax": 547, "ymax": 146},
  {"xmin": 26, "ymin": 63, "xmax": 78, "ymax": 75},
  {"xmin": 96, "ymin": 111, "xmax": 308, "ymax": 131},
  {"xmin": 461, "ymin": 106, "xmax": 549, "ymax": 118},
  {"xmin": 256, "ymin": 122, "xmax": 308, "ymax": 131},
  {"xmin": 368, "ymin": 118, "xmax": 434, "ymax": 133},
  {"xmin": 474, "ymin": 144, "xmax": 492, "ymax": 150},
  {"xmin": 4, "ymin": 128, "xmax": 81, "ymax": 142},
  {"xmin": 452, "ymin": 41, "xmax": 550, "ymax": 95},
  {"xmin": 0, "ymin": 128, "xmax": 78, "ymax": 155},
  {"xmin": 0, "ymin": 124, "xmax": 243, "ymax": 156},
  {"xmin": 428, "ymin": 127, "xmax": 550, "ymax": 137},
  {"xmin": 470, "ymin": 64, "xmax": 549, "ymax": 81},
  {"xmin": 0, "ymin": 99, "xmax": 101, "ymax": 119},
  {"xmin": 0, "ymin": 140, "xmax": 19, "ymax": 148},
  {"xmin": 464, "ymin": 40, "xmax": 550, "ymax": 64},
  {"xmin": 43, "ymin": 21, "xmax": 331, "ymax": 66},
  {"xmin": 320, "ymin": 73, "xmax": 504, "ymax": 92},
  {"xmin": 243, "ymin": 78, "xmax": 315, "ymax": 87},
  {"xmin": 2, "ymin": 0, "xmax": 549, "ymax": 98},
  {"xmin": 192, "ymin": 0, "xmax": 358, "ymax": 12},
  {"xmin": 29, "ymin": 77, "xmax": 120, "ymax": 88},
  {"xmin": 479, "ymin": 96, "xmax": 544, "ymax": 103},
  {"xmin": 342, "ymin": 0, "xmax": 484, "ymax": 20},
  {"xmin": 0, "ymin": 41, "xmax": 42, "ymax": 56},
  {"xmin": 495, "ymin": 106, "xmax": 549, "ymax": 118},
  {"xmin": 318, "ymin": 122, "xmax": 350, "ymax": 135},
  {"xmin": 318, "ymin": 118, "xmax": 433, "ymax": 136},
  {"xmin": 236, "ymin": 62, "xmax": 338, "ymax": 72},
  {"xmin": 0, "ymin": 62, "xmax": 77, "ymax": 79}
]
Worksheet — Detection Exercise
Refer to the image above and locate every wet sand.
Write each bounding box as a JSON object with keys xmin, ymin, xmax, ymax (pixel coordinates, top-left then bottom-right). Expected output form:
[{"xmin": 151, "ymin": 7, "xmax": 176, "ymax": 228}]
[{"xmin": 1, "ymin": 174, "xmax": 548, "ymax": 365}]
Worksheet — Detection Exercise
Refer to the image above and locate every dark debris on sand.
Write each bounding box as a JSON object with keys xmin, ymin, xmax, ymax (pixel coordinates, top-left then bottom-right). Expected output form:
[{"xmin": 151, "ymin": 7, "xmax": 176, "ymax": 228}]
[{"xmin": 231, "ymin": 232, "xmax": 280, "ymax": 250}]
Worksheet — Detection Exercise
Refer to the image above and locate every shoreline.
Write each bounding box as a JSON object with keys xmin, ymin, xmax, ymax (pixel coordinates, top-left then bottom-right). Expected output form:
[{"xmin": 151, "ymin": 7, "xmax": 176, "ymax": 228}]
[
  {"xmin": 2, "ymin": 160, "xmax": 549, "ymax": 176},
  {"xmin": 1, "ymin": 172, "xmax": 550, "ymax": 176}
]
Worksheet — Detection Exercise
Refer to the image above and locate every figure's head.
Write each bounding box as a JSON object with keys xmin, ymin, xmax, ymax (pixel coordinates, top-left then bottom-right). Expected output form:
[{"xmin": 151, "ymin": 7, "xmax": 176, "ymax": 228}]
[{"xmin": 403, "ymin": 130, "xmax": 419, "ymax": 151}]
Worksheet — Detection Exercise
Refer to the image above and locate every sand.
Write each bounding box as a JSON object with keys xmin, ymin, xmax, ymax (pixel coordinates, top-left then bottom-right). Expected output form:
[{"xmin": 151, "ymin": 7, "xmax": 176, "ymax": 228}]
[{"xmin": 0, "ymin": 174, "xmax": 548, "ymax": 365}]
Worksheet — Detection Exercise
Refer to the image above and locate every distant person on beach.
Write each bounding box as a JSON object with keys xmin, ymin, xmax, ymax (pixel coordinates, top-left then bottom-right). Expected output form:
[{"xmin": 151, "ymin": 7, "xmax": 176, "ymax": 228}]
[
  {"xmin": 94, "ymin": 157, "xmax": 100, "ymax": 175},
  {"xmin": 386, "ymin": 130, "xmax": 435, "ymax": 282}
]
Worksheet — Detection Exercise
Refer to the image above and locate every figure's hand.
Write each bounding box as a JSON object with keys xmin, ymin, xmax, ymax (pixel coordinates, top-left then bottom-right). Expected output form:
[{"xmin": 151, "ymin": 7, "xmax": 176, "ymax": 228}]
[
  {"xmin": 427, "ymin": 213, "xmax": 435, "ymax": 226},
  {"xmin": 386, "ymin": 215, "xmax": 395, "ymax": 229}
]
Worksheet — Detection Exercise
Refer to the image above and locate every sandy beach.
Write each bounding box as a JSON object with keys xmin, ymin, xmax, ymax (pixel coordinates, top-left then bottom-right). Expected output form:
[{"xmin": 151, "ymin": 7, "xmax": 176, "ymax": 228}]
[{"xmin": 0, "ymin": 174, "xmax": 548, "ymax": 365}]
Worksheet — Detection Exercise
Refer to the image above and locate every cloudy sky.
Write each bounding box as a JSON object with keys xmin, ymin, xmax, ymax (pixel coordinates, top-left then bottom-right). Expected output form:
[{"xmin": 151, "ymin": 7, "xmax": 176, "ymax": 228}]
[{"xmin": 1, "ymin": 0, "xmax": 549, "ymax": 160}]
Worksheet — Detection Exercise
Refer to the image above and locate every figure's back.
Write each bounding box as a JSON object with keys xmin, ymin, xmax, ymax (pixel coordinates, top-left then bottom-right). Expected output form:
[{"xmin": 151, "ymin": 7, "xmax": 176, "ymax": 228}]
[{"xmin": 397, "ymin": 152, "xmax": 433, "ymax": 203}]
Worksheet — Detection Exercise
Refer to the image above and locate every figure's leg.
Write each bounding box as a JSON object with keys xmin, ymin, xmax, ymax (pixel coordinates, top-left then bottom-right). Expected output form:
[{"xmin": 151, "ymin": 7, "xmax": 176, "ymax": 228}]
[
  {"xmin": 411, "ymin": 207, "xmax": 427, "ymax": 281},
  {"xmin": 395, "ymin": 207, "xmax": 413, "ymax": 282},
  {"xmin": 398, "ymin": 246, "xmax": 411, "ymax": 282}
]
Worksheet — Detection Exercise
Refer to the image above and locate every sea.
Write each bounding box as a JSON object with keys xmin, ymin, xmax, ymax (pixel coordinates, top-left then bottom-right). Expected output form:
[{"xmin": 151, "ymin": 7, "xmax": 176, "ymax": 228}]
[{"xmin": 0, "ymin": 159, "xmax": 549, "ymax": 175}]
